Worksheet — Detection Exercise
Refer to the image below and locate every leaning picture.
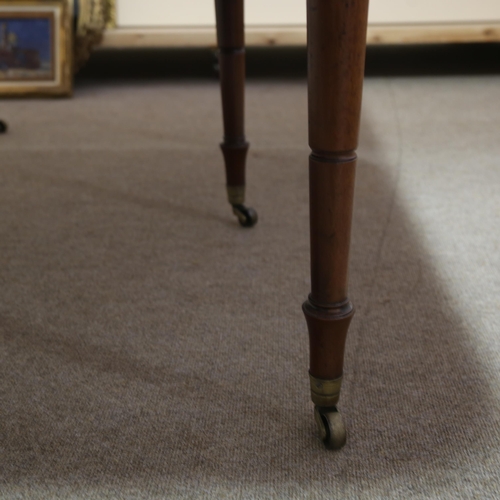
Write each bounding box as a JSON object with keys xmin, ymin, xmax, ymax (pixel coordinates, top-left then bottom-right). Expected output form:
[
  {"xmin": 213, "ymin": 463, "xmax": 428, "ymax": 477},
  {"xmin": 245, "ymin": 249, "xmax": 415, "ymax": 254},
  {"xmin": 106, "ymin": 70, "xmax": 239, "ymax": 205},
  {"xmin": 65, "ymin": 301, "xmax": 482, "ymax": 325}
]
[{"xmin": 0, "ymin": 1, "xmax": 72, "ymax": 96}]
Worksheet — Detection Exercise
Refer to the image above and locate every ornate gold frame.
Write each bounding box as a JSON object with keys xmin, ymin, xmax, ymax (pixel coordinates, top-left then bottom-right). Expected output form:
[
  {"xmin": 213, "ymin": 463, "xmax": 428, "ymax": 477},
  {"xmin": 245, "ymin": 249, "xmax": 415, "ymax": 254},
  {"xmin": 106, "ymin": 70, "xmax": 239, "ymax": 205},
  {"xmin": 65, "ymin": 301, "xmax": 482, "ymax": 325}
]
[
  {"xmin": 0, "ymin": 0, "xmax": 73, "ymax": 97},
  {"xmin": 74, "ymin": 0, "xmax": 115, "ymax": 72}
]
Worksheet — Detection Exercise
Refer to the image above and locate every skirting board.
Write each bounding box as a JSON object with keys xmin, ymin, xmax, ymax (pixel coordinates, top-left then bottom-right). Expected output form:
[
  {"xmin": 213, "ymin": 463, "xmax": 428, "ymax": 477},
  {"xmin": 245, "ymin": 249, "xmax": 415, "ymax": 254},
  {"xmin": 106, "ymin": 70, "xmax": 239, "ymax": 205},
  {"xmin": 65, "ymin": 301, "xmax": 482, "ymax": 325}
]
[{"xmin": 100, "ymin": 23, "xmax": 500, "ymax": 49}]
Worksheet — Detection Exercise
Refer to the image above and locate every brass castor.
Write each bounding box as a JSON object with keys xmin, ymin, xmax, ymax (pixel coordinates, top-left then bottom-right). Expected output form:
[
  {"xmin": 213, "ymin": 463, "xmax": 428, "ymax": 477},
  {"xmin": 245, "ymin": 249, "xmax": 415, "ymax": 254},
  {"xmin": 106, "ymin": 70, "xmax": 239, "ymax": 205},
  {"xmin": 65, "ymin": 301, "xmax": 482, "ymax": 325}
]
[
  {"xmin": 232, "ymin": 204, "xmax": 258, "ymax": 228},
  {"xmin": 0, "ymin": 120, "xmax": 7, "ymax": 134},
  {"xmin": 314, "ymin": 406, "xmax": 347, "ymax": 450}
]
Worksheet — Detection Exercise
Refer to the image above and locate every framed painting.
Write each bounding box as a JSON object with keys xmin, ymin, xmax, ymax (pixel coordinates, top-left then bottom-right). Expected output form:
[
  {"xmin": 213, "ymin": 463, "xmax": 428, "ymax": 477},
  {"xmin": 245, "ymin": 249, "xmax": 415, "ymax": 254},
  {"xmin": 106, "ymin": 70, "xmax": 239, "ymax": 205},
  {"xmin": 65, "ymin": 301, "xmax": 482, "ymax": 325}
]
[{"xmin": 0, "ymin": 0, "xmax": 72, "ymax": 97}]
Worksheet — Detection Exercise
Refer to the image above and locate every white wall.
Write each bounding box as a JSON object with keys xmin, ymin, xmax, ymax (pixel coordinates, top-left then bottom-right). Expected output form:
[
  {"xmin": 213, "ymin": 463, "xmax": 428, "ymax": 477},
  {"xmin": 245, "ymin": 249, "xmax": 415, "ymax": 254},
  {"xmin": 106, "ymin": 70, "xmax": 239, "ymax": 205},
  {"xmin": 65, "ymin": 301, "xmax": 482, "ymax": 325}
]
[{"xmin": 117, "ymin": 0, "xmax": 500, "ymax": 27}]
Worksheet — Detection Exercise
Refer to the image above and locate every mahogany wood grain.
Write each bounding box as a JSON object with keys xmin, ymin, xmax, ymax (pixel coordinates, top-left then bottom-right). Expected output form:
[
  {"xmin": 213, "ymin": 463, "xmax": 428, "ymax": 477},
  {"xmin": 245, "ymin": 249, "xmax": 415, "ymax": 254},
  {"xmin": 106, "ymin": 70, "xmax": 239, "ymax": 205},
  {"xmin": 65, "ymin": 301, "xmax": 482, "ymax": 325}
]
[
  {"xmin": 304, "ymin": 0, "xmax": 369, "ymax": 383},
  {"xmin": 215, "ymin": 0, "xmax": 248, "ymax": 190}
]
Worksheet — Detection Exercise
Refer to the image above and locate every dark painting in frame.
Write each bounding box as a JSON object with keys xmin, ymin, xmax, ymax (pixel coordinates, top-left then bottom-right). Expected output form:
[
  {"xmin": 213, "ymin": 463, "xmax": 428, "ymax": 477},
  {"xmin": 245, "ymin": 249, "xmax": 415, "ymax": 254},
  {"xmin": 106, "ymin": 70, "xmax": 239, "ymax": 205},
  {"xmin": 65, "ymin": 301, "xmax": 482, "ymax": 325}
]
[{"xmin": 0, "ymin": 0, "xmax": 72, "ymax": 97}]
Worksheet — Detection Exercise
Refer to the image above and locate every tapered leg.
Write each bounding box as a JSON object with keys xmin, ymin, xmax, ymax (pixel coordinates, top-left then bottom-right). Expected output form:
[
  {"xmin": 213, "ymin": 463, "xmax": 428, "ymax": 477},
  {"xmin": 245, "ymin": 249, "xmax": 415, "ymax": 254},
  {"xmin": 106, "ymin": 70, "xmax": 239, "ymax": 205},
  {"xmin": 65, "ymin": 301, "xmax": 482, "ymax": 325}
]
[
  {"xmin": 303, "ymin": 0, "xmax": 369, "ymax": 449},
  {"xmin": 215, "ymin": 0, "xmax": 257, "ymax": 227}
]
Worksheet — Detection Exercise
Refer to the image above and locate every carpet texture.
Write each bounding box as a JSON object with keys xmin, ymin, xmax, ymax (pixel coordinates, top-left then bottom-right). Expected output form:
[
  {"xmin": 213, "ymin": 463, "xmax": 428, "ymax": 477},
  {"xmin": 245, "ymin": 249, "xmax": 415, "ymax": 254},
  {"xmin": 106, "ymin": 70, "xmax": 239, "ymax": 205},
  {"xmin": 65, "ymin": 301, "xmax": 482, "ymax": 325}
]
[{"xmin": 1, "ymin": 51, "xmax": 500, "ymax": 499}]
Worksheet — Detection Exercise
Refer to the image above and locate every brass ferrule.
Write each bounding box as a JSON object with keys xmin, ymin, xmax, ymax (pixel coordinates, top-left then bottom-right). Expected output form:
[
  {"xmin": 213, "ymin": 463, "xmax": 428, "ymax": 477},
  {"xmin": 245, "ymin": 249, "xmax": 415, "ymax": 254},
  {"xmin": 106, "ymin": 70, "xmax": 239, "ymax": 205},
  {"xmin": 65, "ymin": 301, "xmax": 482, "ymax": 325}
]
[
  {"xmin": 309, "ymin": 374, "xmax": 343, "ymax": 407},
  {"xmin": 227, "ymin": 185, "xmax": 245, "ymax": 205}
]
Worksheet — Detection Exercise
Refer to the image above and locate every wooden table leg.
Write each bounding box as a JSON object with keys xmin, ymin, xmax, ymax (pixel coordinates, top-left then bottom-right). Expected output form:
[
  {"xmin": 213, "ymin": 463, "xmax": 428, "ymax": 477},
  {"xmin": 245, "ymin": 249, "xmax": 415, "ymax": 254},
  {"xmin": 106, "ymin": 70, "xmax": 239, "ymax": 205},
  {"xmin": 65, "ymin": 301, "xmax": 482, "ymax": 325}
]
[
  {"xmin": 215, "ymin": 0, "xmax": 258, "ymax": 227},
  {"xmin": 303, "ymin": 0, "xmax": 369, "ymax": 449}
]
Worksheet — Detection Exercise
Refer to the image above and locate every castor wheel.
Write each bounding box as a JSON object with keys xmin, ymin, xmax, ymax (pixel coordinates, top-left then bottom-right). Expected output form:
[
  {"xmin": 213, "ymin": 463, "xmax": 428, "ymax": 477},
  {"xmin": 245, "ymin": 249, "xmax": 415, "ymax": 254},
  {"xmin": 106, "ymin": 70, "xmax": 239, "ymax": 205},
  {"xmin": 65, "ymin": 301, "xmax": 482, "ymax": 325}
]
[
  {"xmin": 0, "ymin": 120, "xmax": 7, "ymax": 134},
  {"xmin": 314, "ymin": 406, "xmax": 347, "ymax": 450},
  {"xmin": 232, "ymin": 204, "xmax": 258, "ymax": 228}
]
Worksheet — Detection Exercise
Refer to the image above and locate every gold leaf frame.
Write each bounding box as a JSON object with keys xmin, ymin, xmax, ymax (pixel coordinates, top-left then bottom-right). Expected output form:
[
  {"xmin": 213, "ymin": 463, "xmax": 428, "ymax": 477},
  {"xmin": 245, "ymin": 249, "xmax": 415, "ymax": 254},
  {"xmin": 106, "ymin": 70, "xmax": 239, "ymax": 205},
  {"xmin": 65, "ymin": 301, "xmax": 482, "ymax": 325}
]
[
  {"xmin": 0, "ymin": 0, "xmax": 73, "ymax": 96},
  {"xmin": 74, "ymin": 0, "xmax": 115, "ymax": 72}
]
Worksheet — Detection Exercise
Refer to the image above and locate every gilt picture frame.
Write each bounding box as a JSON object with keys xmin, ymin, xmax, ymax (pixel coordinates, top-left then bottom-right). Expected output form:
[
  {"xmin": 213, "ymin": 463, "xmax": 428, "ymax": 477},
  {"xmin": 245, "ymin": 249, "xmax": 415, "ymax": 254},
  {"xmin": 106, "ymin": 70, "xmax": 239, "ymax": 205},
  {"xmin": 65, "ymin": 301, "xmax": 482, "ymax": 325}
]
[{"xmin": 0, "ymin": 0, "xmax": 72, "ymax": 97}]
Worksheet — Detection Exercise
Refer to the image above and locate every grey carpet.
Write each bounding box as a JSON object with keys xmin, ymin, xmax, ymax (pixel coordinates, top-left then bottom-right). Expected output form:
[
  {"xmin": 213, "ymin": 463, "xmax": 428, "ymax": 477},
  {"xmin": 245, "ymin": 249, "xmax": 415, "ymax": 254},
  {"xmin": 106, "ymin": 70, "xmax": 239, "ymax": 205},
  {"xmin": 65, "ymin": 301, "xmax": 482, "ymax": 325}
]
[{"xmin": 1, "ymin": 65, "xmax": 499, "ymax": 498}]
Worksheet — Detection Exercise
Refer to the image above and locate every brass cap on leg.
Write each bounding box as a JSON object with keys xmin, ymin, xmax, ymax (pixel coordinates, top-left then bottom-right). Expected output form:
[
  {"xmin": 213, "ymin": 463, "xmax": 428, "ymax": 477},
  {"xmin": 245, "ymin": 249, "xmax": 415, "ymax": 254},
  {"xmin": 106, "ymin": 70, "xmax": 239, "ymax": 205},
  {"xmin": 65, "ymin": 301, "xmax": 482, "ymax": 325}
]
[
  {"xmin": 309, "ymin": 374, "xmax": 343, "ymax": 407},
  {"xmin": 227, "ymin": 185, "xmax": 245, "ymax": 205}
]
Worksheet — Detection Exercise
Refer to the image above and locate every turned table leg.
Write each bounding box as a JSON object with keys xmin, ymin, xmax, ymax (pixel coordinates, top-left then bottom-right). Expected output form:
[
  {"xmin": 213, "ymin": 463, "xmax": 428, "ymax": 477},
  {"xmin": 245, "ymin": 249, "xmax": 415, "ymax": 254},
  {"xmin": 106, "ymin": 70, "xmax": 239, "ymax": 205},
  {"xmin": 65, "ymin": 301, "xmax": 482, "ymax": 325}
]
[
  {"xmin": 303, "ymin": 0, "xmax": 369, "ymax": 449},
  {"xmin": 215, "ymin": 0, "xmax": 258, "ymax": 227}
]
